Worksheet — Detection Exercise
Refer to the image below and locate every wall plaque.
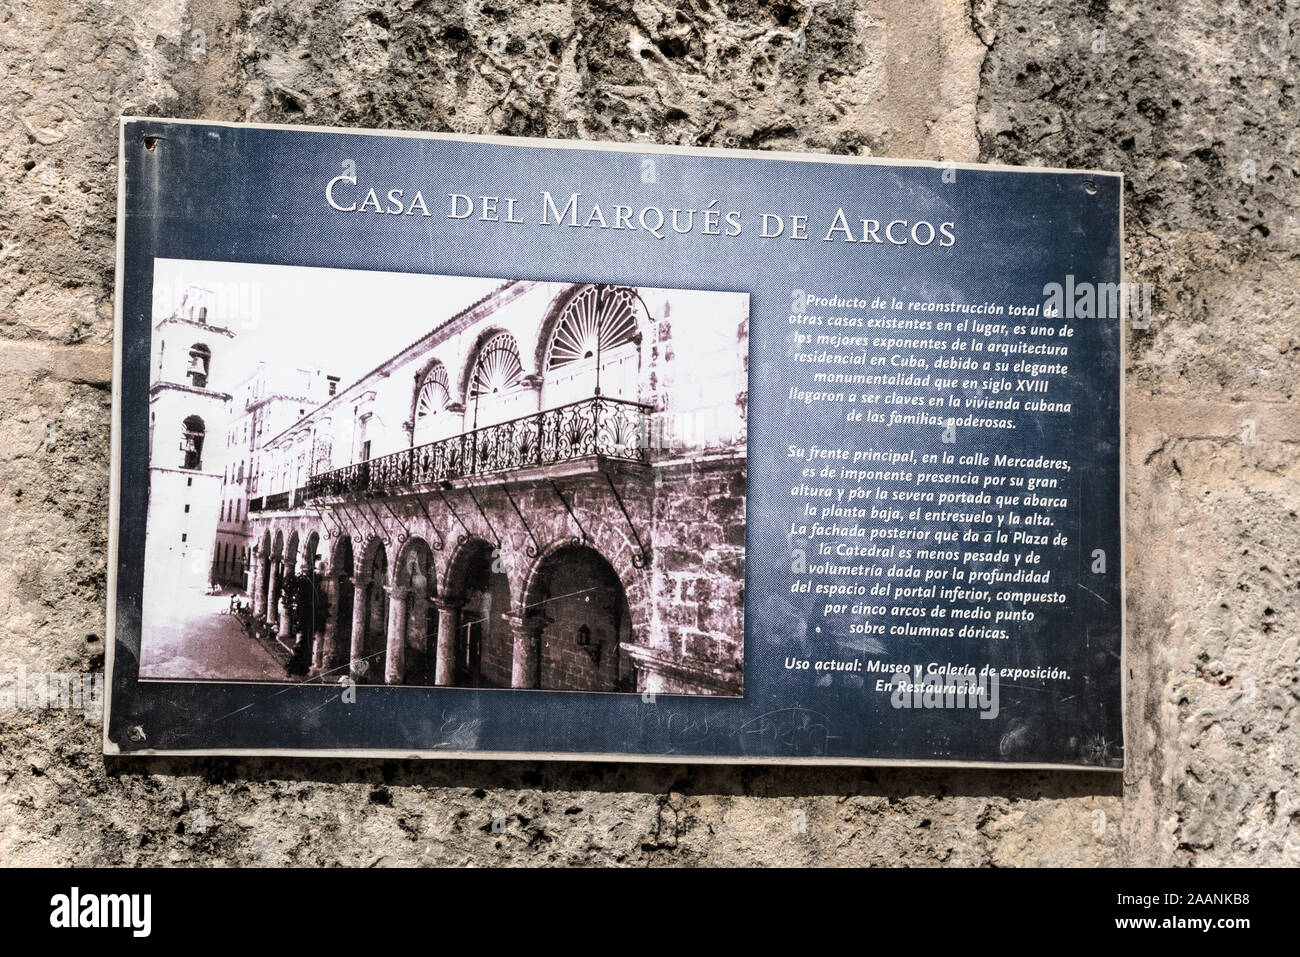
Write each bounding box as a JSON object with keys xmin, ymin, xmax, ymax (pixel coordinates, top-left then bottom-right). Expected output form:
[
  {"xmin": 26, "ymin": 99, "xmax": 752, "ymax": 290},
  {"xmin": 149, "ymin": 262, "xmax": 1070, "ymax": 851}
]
[{"xmin": 107, "ymin": 118, "xmax": 1124, "ymax": 768}]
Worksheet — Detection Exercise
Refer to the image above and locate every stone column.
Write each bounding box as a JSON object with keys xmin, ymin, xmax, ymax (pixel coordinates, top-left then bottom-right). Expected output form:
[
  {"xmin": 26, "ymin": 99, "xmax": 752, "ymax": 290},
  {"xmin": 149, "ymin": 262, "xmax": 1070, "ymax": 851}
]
[
  {"xmin": 321, "ymin": 575, "xmax": 343, "ymax": 672},
  {"xmin": 433, "ymin": 597, "xmax": 462, "ymax": 686},
  {"xmin": 408, "ymin": 591, "xmax": 431, "ymax": 684},
  {"xmin": 312, "ymin": 575, "xmax": 335, "ymax": 672},
  {"xmin": 348, "ymin": 580, "xmax": 368, "ymax": 681},
  {"xmin": 292, "ymin": 582, "xmax": 309, "ymax": 651},
  {"xmin": 276, "ymin": 586, "xmax": 292, "ymax": 642},
  {"xmin": 264, "ymin": 560, "xmax": 279, "ymax": 627},
  {"xmin": 508, "ymin": 613, "xmax": 545, "ymax": 690},
  {"xmin": 384, "ymin": 586, "xmax": 408, "ymax": 685},
  {"xmin": 250, "ymin": 549, "xmax": 263, "ymax": 616}
]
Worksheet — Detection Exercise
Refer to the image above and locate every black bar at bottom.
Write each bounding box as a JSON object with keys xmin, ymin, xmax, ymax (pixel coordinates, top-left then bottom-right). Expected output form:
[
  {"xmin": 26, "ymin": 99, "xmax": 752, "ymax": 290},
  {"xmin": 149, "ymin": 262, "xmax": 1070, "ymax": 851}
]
[{"xmin": 0, "ymin": 866, "xmax": 1273, "ymax": 944}]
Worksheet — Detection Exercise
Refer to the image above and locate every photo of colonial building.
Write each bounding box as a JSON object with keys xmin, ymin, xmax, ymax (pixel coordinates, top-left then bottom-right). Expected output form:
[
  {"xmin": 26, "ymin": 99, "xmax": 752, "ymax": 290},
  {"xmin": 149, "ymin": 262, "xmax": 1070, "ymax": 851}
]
[
  {"xmin": 138, "ymin": 266, "xmax": 748, "ymax": 698},
  {"xmin": 211, "ymin": 362, "xmax": 340, "ymax": 589}
]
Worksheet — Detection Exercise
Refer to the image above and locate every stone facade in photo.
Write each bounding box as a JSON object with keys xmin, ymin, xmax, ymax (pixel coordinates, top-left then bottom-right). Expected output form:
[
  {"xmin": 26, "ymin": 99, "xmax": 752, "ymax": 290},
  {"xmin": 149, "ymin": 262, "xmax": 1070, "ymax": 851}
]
[
  {"xmin": 0, "ymin": 0, "xmax": 1295, "ymax": 866},
  {"xmin": 233, "ymin": 280, "xmax": 748, "ymax": 696}
]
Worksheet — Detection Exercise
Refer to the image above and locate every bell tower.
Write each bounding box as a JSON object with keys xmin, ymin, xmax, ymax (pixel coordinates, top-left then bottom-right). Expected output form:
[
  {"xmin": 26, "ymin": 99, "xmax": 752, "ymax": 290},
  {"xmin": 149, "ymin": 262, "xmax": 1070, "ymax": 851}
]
[{"xmin": 144, "ymin": 286, "xmax": 236, "ymax": 591}]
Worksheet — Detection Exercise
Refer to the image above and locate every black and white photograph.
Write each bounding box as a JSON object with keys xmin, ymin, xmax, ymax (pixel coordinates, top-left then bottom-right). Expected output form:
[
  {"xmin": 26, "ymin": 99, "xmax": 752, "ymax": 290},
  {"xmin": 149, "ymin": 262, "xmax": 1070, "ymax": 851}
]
[{"xmin": 139, "ymin": 260, "xmax": 749, "ymax": 696}]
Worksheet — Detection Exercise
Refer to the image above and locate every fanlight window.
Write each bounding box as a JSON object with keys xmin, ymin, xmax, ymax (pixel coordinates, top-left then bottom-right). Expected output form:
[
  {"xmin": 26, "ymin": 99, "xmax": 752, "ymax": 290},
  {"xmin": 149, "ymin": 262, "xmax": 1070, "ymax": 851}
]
[
  {"xmin": 470, "ymin": 333, "xmax": 523, "ymax": 398},
  {"xmin": 545, "ymin": 286, "xmax": 639, "ymax": 370},
  {"xmin": 414, "ymin": 363, "xmax": 454, "ymax": 445},
  {"xmin": 416, "ymin": 364, "xmax": 451, "ymax": 420}
]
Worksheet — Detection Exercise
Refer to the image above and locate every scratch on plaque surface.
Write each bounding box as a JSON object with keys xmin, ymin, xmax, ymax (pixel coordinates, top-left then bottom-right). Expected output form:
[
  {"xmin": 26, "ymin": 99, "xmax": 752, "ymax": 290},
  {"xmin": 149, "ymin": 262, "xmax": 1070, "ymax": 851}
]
[
  {"xmin": 738, "ymin": 706, "xmax": 837, "ymax": 756},
  {"xmin": 1078, "ymin": 582, "xmax": 1112, "ymax": 606}
]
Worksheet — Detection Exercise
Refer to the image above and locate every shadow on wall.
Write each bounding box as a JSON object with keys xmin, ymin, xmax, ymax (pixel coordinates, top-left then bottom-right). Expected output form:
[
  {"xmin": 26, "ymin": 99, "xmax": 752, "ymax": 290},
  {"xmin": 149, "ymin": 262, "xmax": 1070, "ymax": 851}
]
[{"xmin": 103, "ymin": 753, "xmax": 1123, "ymax": 803}]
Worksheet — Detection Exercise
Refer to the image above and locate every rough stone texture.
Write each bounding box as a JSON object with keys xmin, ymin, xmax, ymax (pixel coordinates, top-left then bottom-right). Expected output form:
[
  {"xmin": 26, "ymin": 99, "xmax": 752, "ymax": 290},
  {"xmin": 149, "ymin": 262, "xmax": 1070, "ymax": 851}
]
[{"xmin": 0, "ymin": 0, "xmax": 1295, "ymax": 865}]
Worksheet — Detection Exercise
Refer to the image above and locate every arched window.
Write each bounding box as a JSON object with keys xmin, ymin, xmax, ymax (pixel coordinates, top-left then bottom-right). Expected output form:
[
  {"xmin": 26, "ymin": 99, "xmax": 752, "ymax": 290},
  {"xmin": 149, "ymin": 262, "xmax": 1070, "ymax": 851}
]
[
  {"xmin": 187, "ymin": 343, "xmax": 211, "ymax": 388},
  {"xmin": 413, "ymin": 362, "xmax": 453, "ymax": 446},
  {"xmin": 181, "ymin": 415, "xmax": 206, "ymax": 470},
  {"xmin": 470, "ymin": 333, "xmax": 523, "ymax": 398},
  {"xmin": 543, "ymin": 286, "xmax": 641, "ymax": 407},
  {"xmin": 467, "ymin": 332, "xmax": 526, "ymax": 428}
]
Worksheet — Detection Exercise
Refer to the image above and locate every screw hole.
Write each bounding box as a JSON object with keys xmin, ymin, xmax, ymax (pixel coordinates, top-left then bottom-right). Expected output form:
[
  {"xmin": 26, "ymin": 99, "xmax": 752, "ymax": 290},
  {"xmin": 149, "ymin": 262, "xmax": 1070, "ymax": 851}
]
[
  {"xmin": 1084, "ymin": 180, "xmax": 1098, "ymax": 195},
  {"xmin": 143, "ymin": 136, "xmax": 157, "ymax": 152}
]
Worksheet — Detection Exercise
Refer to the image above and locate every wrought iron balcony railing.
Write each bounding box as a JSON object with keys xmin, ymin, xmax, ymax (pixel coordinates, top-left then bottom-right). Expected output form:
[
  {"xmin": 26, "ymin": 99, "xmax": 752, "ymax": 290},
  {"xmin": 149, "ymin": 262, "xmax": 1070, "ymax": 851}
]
[
  {"xmin": 262, "ymin": 491, "xmax": 290, "ymax": 511},
  {"xmin": 305, "ymin": 396, "xmax": 652, "ymax": 502}
]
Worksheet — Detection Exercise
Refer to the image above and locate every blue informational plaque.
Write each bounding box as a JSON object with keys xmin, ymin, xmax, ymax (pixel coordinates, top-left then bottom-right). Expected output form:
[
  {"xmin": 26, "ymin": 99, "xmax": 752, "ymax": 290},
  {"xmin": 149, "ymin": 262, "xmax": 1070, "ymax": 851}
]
[{"xmin": 107, "ymin": 118, "xmax": 1124, "ymax": 769}]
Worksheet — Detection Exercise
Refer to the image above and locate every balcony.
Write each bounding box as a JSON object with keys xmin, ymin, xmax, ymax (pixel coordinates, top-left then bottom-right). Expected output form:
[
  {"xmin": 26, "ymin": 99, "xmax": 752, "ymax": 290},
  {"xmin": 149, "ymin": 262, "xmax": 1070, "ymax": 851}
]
[
  {"xmin": 262, "ymin": 491, "xmax": 291, "ymax": 511},
  {"xmin": 305, "ymin": 396, "xmax": 652, "ymax": 501}
]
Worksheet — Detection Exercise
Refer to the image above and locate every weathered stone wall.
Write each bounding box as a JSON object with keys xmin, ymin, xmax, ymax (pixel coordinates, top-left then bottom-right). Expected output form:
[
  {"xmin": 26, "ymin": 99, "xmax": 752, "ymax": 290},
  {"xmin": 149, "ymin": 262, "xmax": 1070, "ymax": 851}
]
[{"xmin": 1, "ymin": 0, "xmax": 1295, "ymax": 865}]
